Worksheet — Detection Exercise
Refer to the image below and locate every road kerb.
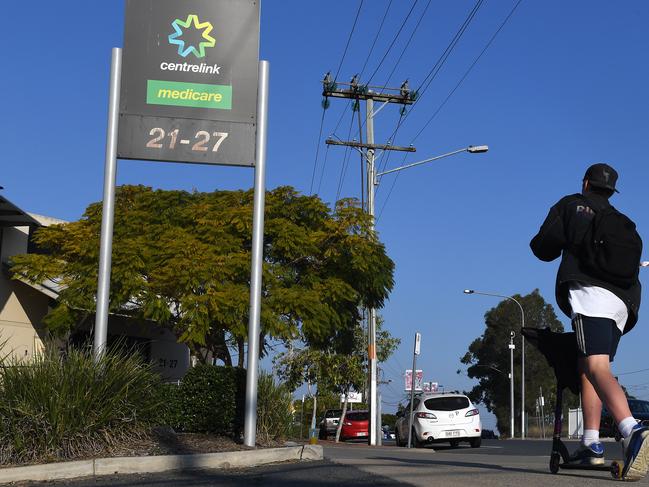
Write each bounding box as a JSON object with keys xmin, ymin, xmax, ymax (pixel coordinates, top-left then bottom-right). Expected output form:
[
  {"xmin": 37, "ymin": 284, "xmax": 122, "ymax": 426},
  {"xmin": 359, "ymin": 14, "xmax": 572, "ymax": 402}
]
[
  {"xmin": 0, "ymin": 445, "xmax": 323, "ymax": 484},
  {"xmin": 0, "ymin": 460, "xmax": 95, "ymax": 483}
]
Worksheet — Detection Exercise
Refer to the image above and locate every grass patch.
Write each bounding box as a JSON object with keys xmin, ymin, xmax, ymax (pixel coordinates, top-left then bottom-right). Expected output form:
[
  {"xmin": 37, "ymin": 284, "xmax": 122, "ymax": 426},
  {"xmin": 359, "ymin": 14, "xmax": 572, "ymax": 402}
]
[{"xmin": 0, "ymin": 346, "xmax": 162, "ymax": 465}]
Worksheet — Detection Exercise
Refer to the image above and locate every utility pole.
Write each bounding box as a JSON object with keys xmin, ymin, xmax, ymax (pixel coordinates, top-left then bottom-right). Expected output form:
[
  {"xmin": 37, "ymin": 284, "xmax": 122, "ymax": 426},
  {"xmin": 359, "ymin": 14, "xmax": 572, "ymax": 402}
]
[{"xmin": 322, "ymin": 73, "xmax": 415, "ymax": 446}]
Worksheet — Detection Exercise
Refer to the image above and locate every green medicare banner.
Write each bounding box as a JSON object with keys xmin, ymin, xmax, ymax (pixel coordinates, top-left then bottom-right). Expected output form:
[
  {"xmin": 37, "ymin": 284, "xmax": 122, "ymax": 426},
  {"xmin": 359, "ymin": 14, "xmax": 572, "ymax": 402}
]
[{"xmin": 147, "ymin": 80, "xmax": 232, "ymax": 109}]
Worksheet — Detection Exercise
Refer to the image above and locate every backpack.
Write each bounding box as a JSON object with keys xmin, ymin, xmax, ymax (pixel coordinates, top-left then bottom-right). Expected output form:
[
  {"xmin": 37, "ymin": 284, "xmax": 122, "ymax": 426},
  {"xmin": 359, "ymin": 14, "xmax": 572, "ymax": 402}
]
[{"xmin": 579, "ymin": 195, "xmax": 642, "ymax": 288}]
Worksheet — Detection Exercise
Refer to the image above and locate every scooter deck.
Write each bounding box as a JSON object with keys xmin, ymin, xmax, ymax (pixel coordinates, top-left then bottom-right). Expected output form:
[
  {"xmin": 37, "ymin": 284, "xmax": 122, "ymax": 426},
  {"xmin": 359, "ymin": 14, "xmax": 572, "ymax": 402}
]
[{"xmin": 558, "ymin": 463, "xmax": 613, "ymax": 471}]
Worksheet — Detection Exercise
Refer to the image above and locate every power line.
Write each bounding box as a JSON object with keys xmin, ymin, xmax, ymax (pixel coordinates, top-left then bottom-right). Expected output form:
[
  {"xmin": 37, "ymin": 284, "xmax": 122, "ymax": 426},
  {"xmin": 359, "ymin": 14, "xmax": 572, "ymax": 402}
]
[
  {"xmin": 315, "ymin": 0, "xmax": 364, "ymax": 196},
  {"xmin": 366, "ymin": 0, "xmax": 420, "ymax": 85},
  {"xmin": 335, "ymin": 110, "xmax": 357, "ymax": 203},
  {"xmin": 377, "ymin": 0, "xmax": 524, "ymax": 219},
  {"xmin": 349, "ymin": 0, "xmax": 432, "ymax": 144},
  {"xmin": 359, "ymin": 0, "xmax": 394, "ymax": 78},
  {"xmin": 379, "ymin": 0, "xmax": 434, "ymax": 93},
  {"xmin": 617, "ymin": 367, "xmax": 649, "ymax": 377},
  {"xmin": 334, "ymin": 0, "xmax": 365, "ymax": 81},
  {"xmin": 309, "ymin": 108, "xmax": 327, "ymax": 195},
  {"xmin": 373, "ymin": 0, "xmax": 485, "ymax": 181},
  {"xmin": 415, "ymin": 0, "xmax": 484, "ymax": 96},
  {"xmin": 316, "ymin": 144, "xmax": 331, "ymax": 195},
  {"xmin": 410, "ymin": 0, "xmax": 525, "ymax": 143},
  {"xmin": 331, "ymin": 100, "xmax": 354, "ymax": 139}
]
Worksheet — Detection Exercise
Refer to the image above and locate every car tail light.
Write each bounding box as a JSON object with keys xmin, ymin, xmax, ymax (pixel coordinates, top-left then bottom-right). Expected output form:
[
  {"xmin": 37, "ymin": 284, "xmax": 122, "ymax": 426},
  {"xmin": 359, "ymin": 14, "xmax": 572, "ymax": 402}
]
[
  {"xmin": 415, "ymin": 412, "xmax": 437, "ymax": 419},
  {"xmin": 343, "ymin": 422, "xmax": 352, "ymax": 426},
  {"xmin": 465, "ymin": 408, "xmax": 479, "ymax": 417}
]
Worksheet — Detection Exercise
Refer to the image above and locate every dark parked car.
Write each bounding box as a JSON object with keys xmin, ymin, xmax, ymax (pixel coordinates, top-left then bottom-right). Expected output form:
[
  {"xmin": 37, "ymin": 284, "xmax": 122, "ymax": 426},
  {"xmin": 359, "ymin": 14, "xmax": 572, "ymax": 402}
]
[
  {"xmin": 600, "ymin": 399, "xmax": 649, "ymax": 439},
  {"xmin": 481, "ymin": 429, "xmax": 499, "ymax": 439}
]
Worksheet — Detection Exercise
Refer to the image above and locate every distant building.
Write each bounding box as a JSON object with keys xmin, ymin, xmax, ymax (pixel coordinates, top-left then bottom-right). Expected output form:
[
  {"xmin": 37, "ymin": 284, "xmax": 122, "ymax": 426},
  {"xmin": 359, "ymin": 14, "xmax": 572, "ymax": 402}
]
[{"xmin": 0, "ymin": 194, "xmax": 189, "ymax": 381}]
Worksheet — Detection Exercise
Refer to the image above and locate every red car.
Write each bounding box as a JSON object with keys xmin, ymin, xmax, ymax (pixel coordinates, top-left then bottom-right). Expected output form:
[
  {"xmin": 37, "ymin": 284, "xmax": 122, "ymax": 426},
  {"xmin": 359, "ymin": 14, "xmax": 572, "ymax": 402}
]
[{"xmin": 341, "ymin": 411, "xmax": 369, "ymax": 441}]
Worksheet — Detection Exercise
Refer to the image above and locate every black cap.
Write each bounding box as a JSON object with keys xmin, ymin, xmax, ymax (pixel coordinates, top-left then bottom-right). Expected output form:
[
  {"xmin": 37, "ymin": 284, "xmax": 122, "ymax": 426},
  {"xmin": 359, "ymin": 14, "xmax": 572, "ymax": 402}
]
[{"xmin": 584, "ymin": 163, "xmax": 619, "ymax": 193}]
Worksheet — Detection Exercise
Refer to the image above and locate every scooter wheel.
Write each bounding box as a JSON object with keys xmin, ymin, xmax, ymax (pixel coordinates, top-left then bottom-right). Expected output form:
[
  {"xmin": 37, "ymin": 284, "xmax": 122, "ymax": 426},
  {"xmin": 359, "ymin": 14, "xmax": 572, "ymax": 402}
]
[
  {"xmin": 610, "ymin": 460, "xmax": 623, "ymax": 480},
  {"xmin": 550, "ymin": 453, "xmax": 561, "ymax": 474}
]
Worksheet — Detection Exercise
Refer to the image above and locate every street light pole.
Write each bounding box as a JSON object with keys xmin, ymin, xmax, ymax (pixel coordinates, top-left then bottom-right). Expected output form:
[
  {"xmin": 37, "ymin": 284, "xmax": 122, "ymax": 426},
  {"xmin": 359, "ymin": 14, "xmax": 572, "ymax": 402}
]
[
  {"xmin": 362, "ymin": 104, "xmax": 488, "ymax": 445},
  {"xmin": 463, "ymin": 289, "xmax": 526, "ymax": 438},
  {"xmin": 509, "ymin": 331, "xmax": 515, "ymax": 439}
]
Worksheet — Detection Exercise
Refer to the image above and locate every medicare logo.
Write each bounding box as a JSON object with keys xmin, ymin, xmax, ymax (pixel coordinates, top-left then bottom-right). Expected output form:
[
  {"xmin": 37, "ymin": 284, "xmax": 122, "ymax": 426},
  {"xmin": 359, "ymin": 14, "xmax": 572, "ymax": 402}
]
[{"xmin": 168, "ymin": 14, "xmax": 215, "ymax": 59}]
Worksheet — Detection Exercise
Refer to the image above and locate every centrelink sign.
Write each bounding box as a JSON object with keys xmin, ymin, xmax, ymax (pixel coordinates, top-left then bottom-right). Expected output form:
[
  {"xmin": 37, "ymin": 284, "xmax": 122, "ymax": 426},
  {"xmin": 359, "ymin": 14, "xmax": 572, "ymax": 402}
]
[{"xmin": 118, "ymin": 0, "xmax": 260, "ymax": 166}]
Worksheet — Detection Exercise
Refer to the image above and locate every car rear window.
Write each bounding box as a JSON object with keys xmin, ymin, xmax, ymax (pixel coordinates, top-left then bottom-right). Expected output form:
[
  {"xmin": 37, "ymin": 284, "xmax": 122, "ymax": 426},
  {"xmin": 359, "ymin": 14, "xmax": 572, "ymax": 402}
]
[
  {"xmin": 345, "ymin": 412, "xmax": 369, "ymax": 421},
  {"xmin": 424, "ymin": 397, "xmax": 470, "ymax": 411},
  {"xmin": 326, "ymin": 410, "xmax": 342, "ymax": 418}
]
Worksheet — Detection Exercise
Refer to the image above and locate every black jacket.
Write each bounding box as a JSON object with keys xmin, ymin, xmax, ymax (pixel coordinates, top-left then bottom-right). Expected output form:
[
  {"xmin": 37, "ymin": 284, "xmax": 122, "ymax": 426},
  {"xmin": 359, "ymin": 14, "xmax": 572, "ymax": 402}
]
[{"xmin": 530, "ymin": 192, "xmax": 641, "ymax": 334}]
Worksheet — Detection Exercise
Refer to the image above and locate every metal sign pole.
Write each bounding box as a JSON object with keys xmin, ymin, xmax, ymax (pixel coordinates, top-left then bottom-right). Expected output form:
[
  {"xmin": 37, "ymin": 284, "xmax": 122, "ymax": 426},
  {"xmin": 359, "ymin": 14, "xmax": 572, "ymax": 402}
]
[
  {"xmin": 243, "ymin": 60, "xmax": 269, "ymax": 447},
  {"xmin": 407, "ymin": 332, "xmax": 421, "ymax": 448},
  {"xmin": 94, "ymin": 47, "xmax": 122, "ymax": 361}
]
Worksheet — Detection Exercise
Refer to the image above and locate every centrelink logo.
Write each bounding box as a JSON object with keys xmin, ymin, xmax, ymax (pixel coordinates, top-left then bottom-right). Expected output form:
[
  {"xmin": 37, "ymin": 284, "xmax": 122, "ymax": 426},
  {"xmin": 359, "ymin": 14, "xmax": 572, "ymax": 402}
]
[
  {"xmin": 161, "ymin": 14, "xmax": 222, "ymax": 75},
  {"xmin": 168, "ymin": 14, "xmax": 215, "ymax": 59}
]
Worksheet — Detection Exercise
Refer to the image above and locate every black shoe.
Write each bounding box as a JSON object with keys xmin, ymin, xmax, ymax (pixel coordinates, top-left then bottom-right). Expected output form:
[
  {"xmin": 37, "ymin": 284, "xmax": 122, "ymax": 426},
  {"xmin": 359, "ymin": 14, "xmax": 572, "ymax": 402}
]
[{"xmin": 567, "ymin": 442, "xmax": 605, "ymax": 466}]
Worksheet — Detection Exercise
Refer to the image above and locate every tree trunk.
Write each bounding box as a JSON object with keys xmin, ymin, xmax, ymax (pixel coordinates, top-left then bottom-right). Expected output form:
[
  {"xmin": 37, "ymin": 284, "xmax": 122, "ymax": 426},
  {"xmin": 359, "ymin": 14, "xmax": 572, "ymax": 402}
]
[
  {"xmin": 237, "ymin": 337, "xmax": 245, "ymax": 368},
  {"xmin": 208, "ymin": 330, "xmax": 232, "ymax": 366},
  {"xmin": 335, "ymin": 393, "xmax": 349, "ymax": 443},
  {"xmin": 310, "ymin": 393, "xmax": 318, "ymax": 440}
]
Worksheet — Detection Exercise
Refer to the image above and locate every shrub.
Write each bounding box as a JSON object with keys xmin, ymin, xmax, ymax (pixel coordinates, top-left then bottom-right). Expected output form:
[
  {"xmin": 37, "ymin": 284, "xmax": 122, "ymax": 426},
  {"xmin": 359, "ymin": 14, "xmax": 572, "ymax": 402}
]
[
  {"xmin": 154, "ymin": 382, "xmax": 184, "ymax": 431},
  {"xmin": 174, "ymin": 365, "xmax": 245, "ymax": 435},
  {"xmin": 0, "ymin": 347, "xmax": 162, "ymax": 465},
  {"xmin": 256, "ymin": 371, "xmax": 293, "ymax": 445}
]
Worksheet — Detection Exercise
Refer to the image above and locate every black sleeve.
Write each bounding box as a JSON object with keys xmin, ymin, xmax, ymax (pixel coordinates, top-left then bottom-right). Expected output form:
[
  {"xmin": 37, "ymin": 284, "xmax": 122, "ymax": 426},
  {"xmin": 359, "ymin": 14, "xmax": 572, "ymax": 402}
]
[{"xmin": 530, "ymin": 202, "xmax": 566, "ymax": 262}]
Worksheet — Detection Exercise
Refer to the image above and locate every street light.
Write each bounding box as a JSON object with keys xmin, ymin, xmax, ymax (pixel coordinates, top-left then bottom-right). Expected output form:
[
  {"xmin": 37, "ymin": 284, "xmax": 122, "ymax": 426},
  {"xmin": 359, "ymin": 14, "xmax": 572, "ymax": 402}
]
[
  {"xmin": 361, "ymin": 144, "xmax": 489, "ymax": 447},
  {"xmin": 464, "ymin": 289, "xmax": 526, "ymax": 439},
  {"xmin": 374, "ymin": 145, "xmax": 489, "ymax": 180}
]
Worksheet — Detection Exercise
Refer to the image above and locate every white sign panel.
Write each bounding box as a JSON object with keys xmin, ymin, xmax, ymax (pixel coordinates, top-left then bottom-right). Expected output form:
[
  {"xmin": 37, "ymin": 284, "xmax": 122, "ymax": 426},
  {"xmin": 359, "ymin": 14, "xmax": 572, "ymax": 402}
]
[
  {"xmin": 341, "ymin": 391, "xmax": 362, "ymax": 404},
  {"xmin": 423, "ymin": 381, "xmax": 438, "ymax": 393},
  {"xmin": 414, "ymin": 332, "xmax": 421, "ymax": 355},
  {"xmin": 404, "ymin": 369, "xmax": 423, "ymax": 391}
]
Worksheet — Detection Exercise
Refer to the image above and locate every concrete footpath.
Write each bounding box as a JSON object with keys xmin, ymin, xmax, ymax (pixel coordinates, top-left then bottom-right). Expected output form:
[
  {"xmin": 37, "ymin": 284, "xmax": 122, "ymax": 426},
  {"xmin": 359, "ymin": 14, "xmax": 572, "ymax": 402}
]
[{"xmin": 0, "ymin": 445, "xmax": 322, "ymax": 484}]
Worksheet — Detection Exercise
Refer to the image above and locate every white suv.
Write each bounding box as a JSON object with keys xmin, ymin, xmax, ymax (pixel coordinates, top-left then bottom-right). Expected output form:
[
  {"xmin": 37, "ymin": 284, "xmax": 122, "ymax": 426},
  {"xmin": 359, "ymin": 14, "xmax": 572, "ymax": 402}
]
[{"xmin": 395, "ymin": 393, "xmax": 482, "ymax": 448}]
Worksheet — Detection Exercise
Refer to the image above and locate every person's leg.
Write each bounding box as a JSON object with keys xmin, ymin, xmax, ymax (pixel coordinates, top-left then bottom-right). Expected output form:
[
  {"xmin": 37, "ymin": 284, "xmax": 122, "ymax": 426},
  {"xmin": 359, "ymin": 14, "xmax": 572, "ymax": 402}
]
[
  {"xmin": 568, "ymin": 315, "xmax": 622, "ymax": 464},
  {"xmin": 578, "ymin": 368, "xmax": 602, "ymax": 448},
  {"xmin": 579, "ymin": 369, "xmax": 602, "ymax": 430},
  {"xmin": 576, "ymin": 315, "xmax": 649, "ymax": 479},
  {"xmin": 580, "ymin": 354, "xmax": 631, "ymax": 425}
]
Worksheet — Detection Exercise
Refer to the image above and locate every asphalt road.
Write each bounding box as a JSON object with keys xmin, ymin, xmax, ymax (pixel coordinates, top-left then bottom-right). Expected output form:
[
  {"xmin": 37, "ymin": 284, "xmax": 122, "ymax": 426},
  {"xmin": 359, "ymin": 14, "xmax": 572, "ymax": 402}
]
[
  {"xmin": 325, "ymin": 438, "xmax": 638, "ymax": 486},
  {"xmin": 6, "ymin": 439, "xmax": 647, "ymax": 487}
]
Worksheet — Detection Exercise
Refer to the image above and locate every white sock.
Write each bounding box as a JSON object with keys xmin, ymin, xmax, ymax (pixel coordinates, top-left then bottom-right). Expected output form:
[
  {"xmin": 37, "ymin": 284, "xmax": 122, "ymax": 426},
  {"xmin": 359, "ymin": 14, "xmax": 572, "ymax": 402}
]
[
  {"xmin": 619, "ymin": 417, "xmax": 638, "ymax": 438},
  {"xmin": 582, "ymin": 429, "xmax": 600, "ymax": 447}
]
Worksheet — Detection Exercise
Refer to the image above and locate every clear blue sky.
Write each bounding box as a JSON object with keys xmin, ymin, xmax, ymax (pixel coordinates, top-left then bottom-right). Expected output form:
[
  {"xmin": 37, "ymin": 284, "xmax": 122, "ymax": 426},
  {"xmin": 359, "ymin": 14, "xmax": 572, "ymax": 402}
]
[{"xmin": 3, "ymin": 1, "xmax": 649, "ymax": 431}]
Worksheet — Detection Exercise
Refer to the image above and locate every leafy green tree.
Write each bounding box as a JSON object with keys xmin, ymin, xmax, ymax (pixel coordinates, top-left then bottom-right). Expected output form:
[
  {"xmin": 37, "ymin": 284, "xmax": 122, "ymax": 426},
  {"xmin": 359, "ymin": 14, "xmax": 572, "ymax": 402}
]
[
  {"xmin": 275, "ymin": 317, "xmax": 399, "ymax": 442},
  {"xmin": 11, "ymin": 185, "xmax": 394, "ymax": 366},
  {"xmin": 459, "ymin": 290, "xmax": 578, "ymax": 436}
]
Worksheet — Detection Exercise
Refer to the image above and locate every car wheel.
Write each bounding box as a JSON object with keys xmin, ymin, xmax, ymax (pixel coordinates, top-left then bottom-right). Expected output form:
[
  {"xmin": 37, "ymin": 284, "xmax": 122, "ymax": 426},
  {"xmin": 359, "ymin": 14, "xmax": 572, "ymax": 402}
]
[
  {"xmin": 449, "ymin": 439, "xmax": 460, "ymax": 448},
  {"xmin": 411, "ymin": 428, "xmax": 422, "ymax": 448},
  {"xmin": 395, "ymin": 428, "xmax": 404, "ymax": 447},
  {"xmin": 469, "ymin": 437, "xmax": 481, "ymax": 448}
]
